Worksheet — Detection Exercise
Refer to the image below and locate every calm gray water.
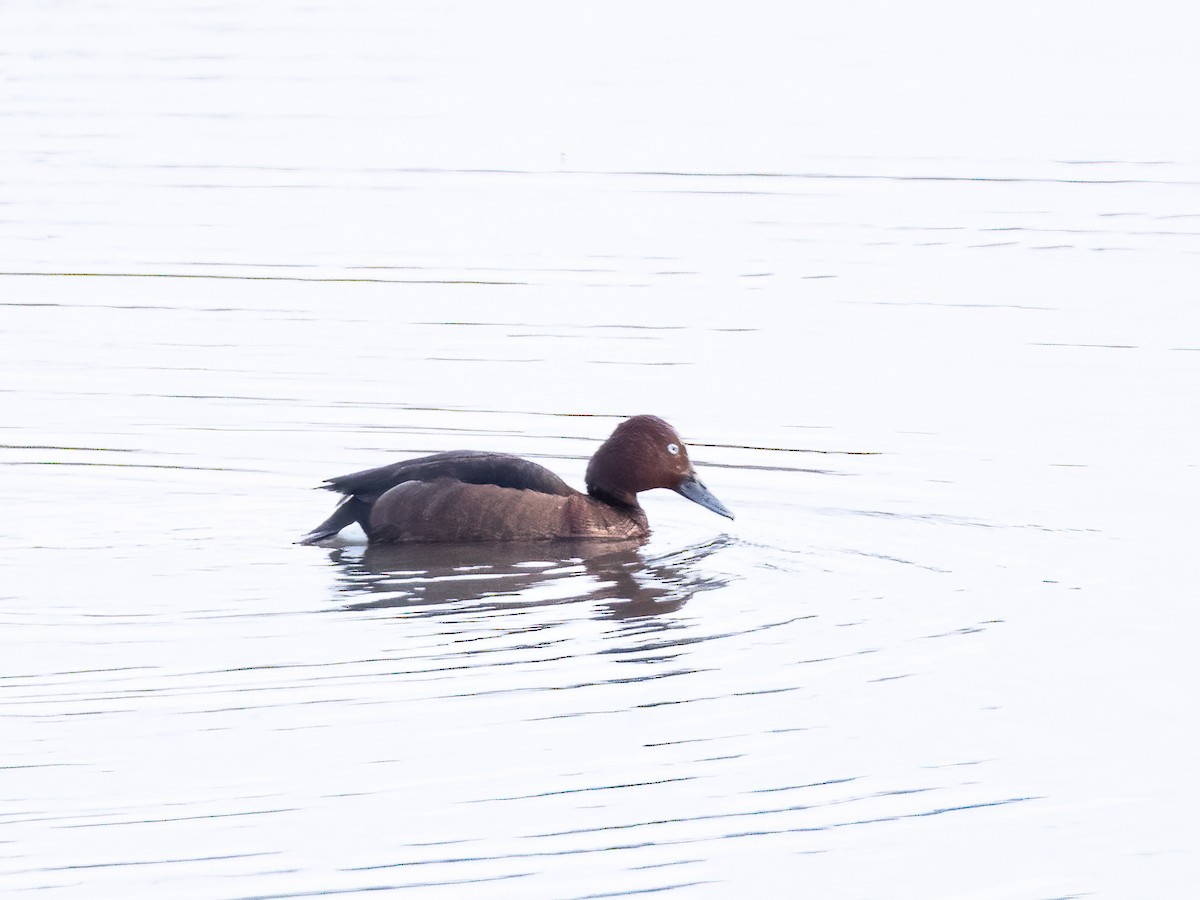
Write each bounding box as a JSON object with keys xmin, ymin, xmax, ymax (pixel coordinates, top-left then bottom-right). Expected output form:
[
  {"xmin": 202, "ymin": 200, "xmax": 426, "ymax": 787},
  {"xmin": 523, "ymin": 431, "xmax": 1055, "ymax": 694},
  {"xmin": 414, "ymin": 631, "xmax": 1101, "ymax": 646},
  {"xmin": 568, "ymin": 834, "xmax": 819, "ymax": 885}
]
[{"xmin": 3, "ymin": 3, "xmax": 1199, "ymax": 898}]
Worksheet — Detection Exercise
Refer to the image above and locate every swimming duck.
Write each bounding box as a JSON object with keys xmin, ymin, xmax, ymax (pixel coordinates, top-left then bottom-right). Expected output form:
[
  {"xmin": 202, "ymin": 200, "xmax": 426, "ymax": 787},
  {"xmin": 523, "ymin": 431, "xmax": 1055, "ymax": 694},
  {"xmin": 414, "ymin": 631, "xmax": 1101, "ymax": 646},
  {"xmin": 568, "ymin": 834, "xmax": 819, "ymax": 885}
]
[{"xmin": 299, "ymin": 414, "xmax": 733, "ymax": 544}]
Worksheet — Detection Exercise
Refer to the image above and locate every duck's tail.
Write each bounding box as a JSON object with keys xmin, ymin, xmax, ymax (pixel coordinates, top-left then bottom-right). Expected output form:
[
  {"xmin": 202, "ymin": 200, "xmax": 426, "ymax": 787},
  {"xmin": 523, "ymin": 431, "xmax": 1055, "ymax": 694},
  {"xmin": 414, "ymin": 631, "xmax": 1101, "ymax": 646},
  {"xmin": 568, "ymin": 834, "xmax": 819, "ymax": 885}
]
[{"xmin": 296, "ymin": 495, "xmax": 372, "ymax": 545}]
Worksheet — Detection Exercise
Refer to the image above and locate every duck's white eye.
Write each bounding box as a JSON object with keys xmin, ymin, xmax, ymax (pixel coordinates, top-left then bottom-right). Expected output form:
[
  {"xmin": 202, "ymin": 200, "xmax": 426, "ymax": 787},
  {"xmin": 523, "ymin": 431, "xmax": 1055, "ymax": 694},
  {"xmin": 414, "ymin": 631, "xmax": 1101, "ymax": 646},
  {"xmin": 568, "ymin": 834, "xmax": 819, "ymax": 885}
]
[{"xmin": 667, "ymin": 443, "xmax": 680, "ymax": 455}]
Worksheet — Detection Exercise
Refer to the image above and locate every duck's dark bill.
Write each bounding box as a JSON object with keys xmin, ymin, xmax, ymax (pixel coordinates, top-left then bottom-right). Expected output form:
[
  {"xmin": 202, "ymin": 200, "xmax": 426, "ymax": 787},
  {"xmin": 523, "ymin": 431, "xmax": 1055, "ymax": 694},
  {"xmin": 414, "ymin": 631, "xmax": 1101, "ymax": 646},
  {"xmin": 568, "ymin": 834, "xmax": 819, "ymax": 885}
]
[{"xmin": 676, "ymin": 474, "xmax": 735, "ymax": 520}]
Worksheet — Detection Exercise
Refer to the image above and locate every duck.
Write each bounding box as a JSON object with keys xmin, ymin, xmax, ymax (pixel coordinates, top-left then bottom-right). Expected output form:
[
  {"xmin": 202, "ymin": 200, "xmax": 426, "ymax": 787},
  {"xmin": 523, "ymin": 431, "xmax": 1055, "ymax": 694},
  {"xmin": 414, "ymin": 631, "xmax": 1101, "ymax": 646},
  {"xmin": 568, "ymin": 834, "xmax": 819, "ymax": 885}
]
[{"xmin": 298, "ymin": 414, "xmax": 733, "ymax": 545}]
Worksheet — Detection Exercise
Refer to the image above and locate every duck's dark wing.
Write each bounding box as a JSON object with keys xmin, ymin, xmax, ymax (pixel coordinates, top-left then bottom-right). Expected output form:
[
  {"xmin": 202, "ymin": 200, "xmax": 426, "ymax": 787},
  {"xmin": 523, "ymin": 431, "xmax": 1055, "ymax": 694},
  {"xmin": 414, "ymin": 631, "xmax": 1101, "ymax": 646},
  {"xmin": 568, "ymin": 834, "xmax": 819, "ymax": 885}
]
[
  {"xmin": 323, "ymin": 451, "xmax": 575, "ymax": 499},
  {"xmin": 298, "ymin": 451, "xmax": 575, "ymax": 544}
]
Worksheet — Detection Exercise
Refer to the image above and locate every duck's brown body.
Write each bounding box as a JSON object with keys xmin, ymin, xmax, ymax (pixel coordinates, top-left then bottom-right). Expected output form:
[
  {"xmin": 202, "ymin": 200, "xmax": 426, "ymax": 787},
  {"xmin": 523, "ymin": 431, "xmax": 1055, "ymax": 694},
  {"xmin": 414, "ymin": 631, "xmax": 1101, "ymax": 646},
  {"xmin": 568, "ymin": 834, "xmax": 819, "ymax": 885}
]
[
  {"xmin": 299, "ymin": 416, "xmax": 731, "ymax": 546},
  {"xmin": 369, "ymin": 478, "xmax": 648, "ymax": 543}
]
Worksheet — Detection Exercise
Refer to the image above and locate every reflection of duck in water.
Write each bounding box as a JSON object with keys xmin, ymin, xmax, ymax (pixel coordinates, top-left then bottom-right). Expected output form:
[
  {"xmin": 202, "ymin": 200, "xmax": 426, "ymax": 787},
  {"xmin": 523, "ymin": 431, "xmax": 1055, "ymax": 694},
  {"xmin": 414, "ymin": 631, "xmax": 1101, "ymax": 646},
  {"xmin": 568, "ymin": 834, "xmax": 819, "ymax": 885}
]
[
  {"xmin": 328, "ymin": 536, "xmax": 733, "ymax": 619},
  {"xmin": 299, "ymin": 415, "xmax": 732, "ymax": 545}
]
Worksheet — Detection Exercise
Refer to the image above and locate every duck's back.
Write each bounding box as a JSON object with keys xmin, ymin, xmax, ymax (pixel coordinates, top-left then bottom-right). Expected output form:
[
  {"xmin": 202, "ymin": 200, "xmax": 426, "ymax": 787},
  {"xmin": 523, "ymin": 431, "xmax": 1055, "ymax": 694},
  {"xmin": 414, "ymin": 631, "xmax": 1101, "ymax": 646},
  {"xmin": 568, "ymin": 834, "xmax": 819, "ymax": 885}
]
[{"xmin": 325, "ymin": 450, "xmax": 576, "ymax": 500}]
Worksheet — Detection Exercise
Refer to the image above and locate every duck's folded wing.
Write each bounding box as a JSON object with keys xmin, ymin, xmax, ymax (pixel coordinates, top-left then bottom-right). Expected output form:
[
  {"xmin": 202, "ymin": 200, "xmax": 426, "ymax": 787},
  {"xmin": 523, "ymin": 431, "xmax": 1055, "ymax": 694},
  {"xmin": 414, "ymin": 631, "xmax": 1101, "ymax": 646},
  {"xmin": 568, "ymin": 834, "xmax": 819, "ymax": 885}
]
[{"xmin": 322, "ymin": 451, "xmax": 575, "ymax": 500}]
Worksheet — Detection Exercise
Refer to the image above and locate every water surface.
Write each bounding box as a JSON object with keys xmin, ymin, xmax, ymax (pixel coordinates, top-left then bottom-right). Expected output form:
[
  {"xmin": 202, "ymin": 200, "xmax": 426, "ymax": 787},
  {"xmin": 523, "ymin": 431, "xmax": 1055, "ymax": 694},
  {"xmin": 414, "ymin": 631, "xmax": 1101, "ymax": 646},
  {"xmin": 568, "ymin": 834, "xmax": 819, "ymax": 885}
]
[{"xmin": 3, "ymin": 3, "xmax": 1199, "ymax": 898}]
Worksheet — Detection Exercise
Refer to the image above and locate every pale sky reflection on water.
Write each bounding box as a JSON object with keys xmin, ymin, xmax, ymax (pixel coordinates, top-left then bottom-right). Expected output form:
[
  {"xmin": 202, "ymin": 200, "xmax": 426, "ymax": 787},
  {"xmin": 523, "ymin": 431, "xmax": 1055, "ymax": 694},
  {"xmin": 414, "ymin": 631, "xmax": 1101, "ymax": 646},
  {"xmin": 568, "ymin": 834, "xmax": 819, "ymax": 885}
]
[{"xmin": 2, "ymin": 2, "xmax": 1199, "ymax": 898}]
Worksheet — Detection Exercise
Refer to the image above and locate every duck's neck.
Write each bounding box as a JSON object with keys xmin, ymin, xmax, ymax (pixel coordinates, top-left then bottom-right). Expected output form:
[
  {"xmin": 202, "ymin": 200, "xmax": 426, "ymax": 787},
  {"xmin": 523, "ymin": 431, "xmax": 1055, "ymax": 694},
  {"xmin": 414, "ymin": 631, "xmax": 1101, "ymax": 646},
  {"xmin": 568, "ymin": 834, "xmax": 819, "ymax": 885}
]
[{"xmin": 587, "ymin": 484, "xmax": 640, "ymax": 512}]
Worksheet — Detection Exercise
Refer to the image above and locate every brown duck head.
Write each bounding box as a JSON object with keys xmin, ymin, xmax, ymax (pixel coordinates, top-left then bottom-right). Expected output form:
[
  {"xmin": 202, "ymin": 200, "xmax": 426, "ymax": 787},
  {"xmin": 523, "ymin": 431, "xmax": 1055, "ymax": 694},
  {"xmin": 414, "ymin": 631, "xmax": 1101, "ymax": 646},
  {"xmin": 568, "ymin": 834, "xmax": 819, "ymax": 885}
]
[{"xmin": 585, "ymin": 415, "xmax": 734, "ymax": 519}]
